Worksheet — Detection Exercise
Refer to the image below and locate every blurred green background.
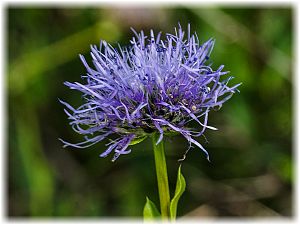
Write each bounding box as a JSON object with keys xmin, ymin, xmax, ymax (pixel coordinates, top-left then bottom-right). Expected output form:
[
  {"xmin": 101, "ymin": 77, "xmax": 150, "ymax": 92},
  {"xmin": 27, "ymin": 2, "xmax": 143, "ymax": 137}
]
[{"xmin": 8, "ymin": 6, "xmax": 293, "ymax": 218}]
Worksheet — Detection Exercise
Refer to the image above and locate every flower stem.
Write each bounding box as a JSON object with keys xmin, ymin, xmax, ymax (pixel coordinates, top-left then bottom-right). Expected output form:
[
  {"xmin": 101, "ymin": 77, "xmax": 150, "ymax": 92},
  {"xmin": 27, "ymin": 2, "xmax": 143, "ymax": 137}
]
[{"xmin": 152, "ymin": 133, "xmax": 170, "ymax": 220}]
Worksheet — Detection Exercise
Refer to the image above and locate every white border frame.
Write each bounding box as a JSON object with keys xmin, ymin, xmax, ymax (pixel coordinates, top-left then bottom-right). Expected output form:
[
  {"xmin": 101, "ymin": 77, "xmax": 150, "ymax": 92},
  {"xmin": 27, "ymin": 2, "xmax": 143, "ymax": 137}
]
[{"xmin": 0, "ymin": 1, "xmax": 298, "ymax": 224}]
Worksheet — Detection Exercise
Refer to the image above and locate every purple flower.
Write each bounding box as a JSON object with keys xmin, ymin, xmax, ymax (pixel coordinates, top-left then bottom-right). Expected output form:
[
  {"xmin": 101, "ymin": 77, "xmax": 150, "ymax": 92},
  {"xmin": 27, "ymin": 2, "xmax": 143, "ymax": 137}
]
[{"xmin": 60, "ymin": 24, "xmax": 241, "ymax": 162}]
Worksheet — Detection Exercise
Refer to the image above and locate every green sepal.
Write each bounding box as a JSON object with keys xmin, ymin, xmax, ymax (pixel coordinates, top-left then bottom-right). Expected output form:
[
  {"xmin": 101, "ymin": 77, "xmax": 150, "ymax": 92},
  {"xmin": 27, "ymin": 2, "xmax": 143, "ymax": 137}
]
[
  {"xmin": 129, "ymin": 135, "xmax": 147, "ymax": 146},
  {"xmin": 170, "ymin": 165, "xmax": 186, "ymax": 221},
  {"xmin": 143, "ymin": 197, "xmax": 160, "ymax": 221}
]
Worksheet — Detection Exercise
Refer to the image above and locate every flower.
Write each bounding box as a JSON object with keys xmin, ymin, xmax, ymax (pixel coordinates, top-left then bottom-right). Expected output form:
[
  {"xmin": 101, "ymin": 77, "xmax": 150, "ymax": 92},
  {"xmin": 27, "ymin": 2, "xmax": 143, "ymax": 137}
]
[{"xmin": 60, "ymin": 24, "xmax": 241, "ymax": 162}]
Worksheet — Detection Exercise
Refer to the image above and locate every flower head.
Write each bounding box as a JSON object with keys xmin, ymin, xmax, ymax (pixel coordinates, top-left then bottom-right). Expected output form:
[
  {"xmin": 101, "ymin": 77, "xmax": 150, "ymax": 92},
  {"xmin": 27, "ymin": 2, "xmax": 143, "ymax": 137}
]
[{"xmin": 60, "ymin": 24, "xmax": 241, "ymax": 162}]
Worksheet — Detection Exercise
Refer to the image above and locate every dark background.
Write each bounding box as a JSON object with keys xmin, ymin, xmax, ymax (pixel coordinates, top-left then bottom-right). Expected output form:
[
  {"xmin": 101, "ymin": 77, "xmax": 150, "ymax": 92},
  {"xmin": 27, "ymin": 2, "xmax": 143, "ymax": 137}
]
[{"xmin": 8, "ymin": 6, "xmax": 293, "ymax": 218}]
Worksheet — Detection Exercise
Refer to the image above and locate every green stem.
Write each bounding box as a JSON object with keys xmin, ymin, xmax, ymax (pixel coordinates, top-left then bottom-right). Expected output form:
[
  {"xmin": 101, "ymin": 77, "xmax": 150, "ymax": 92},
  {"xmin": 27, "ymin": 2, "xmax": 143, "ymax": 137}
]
[{"xmin": 152, "ymin": 133, "xmax": 170, "ymax": 220}]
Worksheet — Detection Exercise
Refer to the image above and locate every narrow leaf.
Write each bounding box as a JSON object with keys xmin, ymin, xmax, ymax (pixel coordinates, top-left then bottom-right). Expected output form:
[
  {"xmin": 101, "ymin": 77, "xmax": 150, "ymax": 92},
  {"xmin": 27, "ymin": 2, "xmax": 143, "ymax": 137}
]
[
  {"xmin": 143, "ymin": 197, "xmax": 161, "ymax": 221},
  {"xmin": 129, "ymin": 135, "xmax": 147, "ymax": 146},
  {"xmin": 170, "ymin": 165, "xmax": 186, "ymax": 220}
]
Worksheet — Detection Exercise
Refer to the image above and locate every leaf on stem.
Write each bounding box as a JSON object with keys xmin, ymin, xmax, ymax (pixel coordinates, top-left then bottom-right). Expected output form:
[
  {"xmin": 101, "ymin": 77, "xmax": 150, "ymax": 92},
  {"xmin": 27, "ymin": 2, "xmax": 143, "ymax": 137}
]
[
  {"xmin": 143, "ymin": 197, "xmax": 161, "ymax": 221},
  {"xmin": 170, "ymin": 165, "xmax": 186, "ymax": 220}
]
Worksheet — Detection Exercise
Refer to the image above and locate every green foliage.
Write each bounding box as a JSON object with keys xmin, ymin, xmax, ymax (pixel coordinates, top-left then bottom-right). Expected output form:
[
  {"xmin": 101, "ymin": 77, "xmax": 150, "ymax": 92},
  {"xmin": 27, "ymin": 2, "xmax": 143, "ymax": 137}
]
[
  {"xmin": 143, "ymin": 197, "xmax": 160, "ymax": 221},
  {"xmin": 129, "ymin": 135, "xmax": 148, "ymax": 146},
  {"xmin": 170, "ymin": 165, "xmax": 186, "ymax": 220}
]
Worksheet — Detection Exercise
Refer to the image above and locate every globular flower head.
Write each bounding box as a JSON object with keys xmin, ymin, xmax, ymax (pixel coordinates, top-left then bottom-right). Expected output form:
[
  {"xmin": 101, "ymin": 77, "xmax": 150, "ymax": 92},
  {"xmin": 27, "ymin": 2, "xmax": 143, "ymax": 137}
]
[{"xmin": 60, "ymin": 24, "xmax": 241, "ymax": 162}]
